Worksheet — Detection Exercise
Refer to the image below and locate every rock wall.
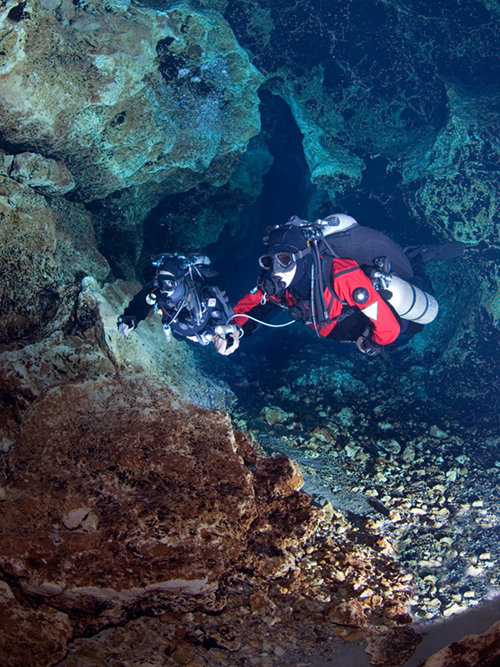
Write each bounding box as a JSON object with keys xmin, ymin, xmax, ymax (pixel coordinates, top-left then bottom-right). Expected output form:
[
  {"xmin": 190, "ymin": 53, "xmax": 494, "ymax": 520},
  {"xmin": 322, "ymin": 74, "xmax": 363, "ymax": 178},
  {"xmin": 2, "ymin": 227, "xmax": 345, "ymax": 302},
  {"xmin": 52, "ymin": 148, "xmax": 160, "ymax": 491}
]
[
  {"xmin": 0, "ymin": 0, "xmax": 262, "ymax": 199},
  {"xmin": 0, "ymin": 376, "xmax": 257, "ymax": 632},
  {"xmin": 0, "ymin": 272, "xmax": 234, "ymax": 452},
  {"xmin": 0, "ymin": 0, "xmax": 263, "ymax": 272},
  {"xmin": 0, "ymin": 170, "xmax": 109, "ymax": 343},
  {"xmin": 0, "ymin": 371, "xmax": 418, "ymax": 665}
]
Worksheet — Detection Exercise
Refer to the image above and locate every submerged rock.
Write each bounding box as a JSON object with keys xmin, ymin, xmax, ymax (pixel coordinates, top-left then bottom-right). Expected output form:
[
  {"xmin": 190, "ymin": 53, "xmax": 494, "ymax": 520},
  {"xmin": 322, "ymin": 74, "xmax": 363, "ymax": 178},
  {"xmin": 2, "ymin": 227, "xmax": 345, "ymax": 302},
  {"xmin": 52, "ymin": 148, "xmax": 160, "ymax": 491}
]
[
  {"xmin": 0, "ymin": 151, "xmax": 75, "ymax": 195},
  {"xmin": 420, "ymin": 620, "xmax": 500, "ymax": 667},
  {"xmin": 0, "ymin": 580, "xmax": 72, "ymax": 667},
  {"xmin": 0, "ymin": 374, "xmax": 259, "ymax": 634},
  {"xmin": 0, "ymin": 350, "xmax": 416, "ymax": 664},
  {"xmin": 0, "ymin": 0, "xmax": 263, "ymax": 206},
  {"xmin": 0, "ymin": 174, "xmax": 109, "ymax": 343}
]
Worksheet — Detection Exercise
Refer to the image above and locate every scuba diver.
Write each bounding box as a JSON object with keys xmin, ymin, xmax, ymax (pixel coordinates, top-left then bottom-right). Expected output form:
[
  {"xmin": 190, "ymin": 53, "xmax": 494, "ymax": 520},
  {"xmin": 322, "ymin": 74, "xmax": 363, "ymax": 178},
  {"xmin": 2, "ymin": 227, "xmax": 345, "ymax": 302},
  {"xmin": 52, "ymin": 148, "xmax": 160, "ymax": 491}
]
[
  {"xmin": 231, "ymin": 214, "xmax": 440, "ymax": 356},
  {"xmin": 117, "ymin": 252, "xmax": 242, "ymax": 355}
]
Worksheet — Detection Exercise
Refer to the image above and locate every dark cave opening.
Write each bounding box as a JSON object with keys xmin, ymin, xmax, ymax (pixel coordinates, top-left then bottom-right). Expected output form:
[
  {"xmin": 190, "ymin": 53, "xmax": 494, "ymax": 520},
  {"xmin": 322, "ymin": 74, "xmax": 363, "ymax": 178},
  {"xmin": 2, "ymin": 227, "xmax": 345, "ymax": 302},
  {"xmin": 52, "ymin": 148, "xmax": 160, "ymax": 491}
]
[{"xmin": 204, "ymin": 90, "xmax": 315, "ymax": 300}]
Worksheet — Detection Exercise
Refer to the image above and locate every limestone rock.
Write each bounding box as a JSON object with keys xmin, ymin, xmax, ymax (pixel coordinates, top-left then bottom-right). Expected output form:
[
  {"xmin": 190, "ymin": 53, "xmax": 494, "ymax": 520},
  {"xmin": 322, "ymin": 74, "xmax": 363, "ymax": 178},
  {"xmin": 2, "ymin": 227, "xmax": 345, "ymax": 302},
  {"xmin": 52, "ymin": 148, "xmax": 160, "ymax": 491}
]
[
  {"xmin": 225, "ymin": 0, "xmax": 448, "ymax": 198},
  {"xmin": 0, "ymin": 373, "xmax": 337, "ymax": 663},
  {"xmin": 328, "ymin": 599, "xmax": 367, "ymax": 628},
  {"xmin": 77, "ymin": 276, "xmax": 235, "ymax": 409},
  {"xmin": 260, "ymin": 405, "xmax": 290, "ymax": 426},
  {"xmin": 402, "ymin": 88, "xmax": 499, "ymax": 248},
  {"xmin": 365, "ymin": 626, "xmax": 422, "ymax": 666},
  {"xmin": 0, "ymin": 151, "xmax": 75, "ymax": 195},
  {"xmin": 0, "ymin": 175, "xmax": 109, "ymax": 343},
  {"xmin": 0, "ymin": 374, "xmax": 257, "ymax": 634},
  {"xmin": 0, "ymin": 580, "xmax": 72, "ymax": 667},
  {"xmin": 0, "ymin": 274, "xmax": 234, "ymax": 455},
  {"xmin": 0, "ymin": 0, "xmax": 263, "ymax": 206}
]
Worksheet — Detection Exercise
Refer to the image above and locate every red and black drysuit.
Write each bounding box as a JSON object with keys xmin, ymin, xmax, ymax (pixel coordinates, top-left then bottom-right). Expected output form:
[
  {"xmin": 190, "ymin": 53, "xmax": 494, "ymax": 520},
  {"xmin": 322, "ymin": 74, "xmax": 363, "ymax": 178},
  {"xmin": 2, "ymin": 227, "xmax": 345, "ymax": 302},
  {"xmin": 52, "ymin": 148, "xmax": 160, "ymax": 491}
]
[{"xmin": 233, "ymin": 257, "xmax": 401, "ymax": 349}]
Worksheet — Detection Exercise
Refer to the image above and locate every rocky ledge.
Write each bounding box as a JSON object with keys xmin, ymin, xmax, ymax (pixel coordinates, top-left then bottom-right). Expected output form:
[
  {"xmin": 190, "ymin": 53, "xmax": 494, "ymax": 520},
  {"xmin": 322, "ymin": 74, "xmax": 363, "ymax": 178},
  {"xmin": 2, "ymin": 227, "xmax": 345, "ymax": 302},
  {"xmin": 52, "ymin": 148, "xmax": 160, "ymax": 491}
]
[{"xmin": 0, "ymin": 370, "xmax": 420, "ymax": 666}]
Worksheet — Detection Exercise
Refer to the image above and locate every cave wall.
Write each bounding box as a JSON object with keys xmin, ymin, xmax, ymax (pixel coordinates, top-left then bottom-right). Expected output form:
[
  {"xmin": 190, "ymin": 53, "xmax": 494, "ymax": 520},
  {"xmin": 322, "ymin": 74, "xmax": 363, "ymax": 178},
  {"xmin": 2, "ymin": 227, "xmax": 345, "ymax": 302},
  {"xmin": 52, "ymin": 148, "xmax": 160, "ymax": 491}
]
[
  {"xmin": 1, "ymin": 0, "xmax": 498, "ymax": 317},
  {"xmin": 0, "ymin": 0, "xmax": 263, "ymax": 276}
]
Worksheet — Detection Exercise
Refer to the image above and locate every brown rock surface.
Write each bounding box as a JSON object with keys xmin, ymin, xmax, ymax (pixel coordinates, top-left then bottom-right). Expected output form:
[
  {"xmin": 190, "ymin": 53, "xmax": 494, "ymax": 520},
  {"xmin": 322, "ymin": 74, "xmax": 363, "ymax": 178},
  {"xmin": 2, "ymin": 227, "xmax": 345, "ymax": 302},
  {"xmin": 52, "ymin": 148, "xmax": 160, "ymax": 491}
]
[
  {"xmin": 366, "ymin": 626, "xmax": 422, "ymax": 666},
  {"xmin": 0, "ymin": 581, "xmax": 72, "ymax": 667},
  {"xmin": 419, "ymin": 620, "xmax": 500, "ymax": 667},
  {"xmin": 0, "ymin": 369, "xmax": 418, "ymax": 665},
  {"xmin": 0, "ymin": 374, "xmax": 257, "ymax": 634}
]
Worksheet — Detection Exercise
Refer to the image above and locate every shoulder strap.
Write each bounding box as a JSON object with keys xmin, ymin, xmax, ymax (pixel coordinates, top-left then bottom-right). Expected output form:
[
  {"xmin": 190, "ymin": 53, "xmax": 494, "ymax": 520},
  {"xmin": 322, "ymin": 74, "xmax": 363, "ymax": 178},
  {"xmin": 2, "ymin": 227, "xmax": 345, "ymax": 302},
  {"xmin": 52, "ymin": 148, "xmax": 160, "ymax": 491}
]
[{"xmin": 322, "ymin": 257, "xmax": 352, "ymax": 306}]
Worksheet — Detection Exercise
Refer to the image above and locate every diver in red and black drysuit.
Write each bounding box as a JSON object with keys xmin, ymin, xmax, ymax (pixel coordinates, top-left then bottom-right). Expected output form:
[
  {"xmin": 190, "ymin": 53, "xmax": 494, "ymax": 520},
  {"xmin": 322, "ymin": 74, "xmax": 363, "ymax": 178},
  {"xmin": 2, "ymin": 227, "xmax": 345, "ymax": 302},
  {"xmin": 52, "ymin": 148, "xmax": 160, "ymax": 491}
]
[{"xmin": 231, "ymin": 216, "xmax": 433, "ymax": 356}]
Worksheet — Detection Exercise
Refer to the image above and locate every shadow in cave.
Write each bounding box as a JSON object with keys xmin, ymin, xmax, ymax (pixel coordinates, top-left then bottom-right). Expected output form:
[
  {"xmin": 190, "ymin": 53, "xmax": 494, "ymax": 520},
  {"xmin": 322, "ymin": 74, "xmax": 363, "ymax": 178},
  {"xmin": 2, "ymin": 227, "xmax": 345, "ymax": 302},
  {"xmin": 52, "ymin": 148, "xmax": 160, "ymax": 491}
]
[{"xmin": 204, "ymin": 89, "xmax": 317, "ymax": 301}]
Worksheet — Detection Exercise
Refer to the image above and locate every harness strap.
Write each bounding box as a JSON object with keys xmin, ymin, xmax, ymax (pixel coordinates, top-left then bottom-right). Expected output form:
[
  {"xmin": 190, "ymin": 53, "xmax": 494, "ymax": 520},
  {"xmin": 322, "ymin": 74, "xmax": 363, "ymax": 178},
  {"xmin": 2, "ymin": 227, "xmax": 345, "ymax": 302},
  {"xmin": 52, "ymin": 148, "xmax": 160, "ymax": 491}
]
[
  {"xmin": 318, "ymin": 261, "xmax": 364, "ymax": 327},
  {"xmin": 321, "ymin": 258, "xmax": 360, "ymax": 306}
]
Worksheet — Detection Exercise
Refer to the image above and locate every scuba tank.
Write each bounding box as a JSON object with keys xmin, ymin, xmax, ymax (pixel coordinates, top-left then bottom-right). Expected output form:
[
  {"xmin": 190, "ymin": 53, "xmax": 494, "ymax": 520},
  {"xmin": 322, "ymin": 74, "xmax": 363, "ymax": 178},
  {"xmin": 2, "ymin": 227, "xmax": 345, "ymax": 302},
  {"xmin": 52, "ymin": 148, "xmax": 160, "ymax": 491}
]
[
  {"xmin": 312, "ymin": 215, "xmax": 439, "ymax": 324},
  {"xmin": 315, "ymin": 213, "xmax": 358, "ymax": 236},
  {"xmin": 371, "ymin": 270, "xmax": 439, "ymax": 324}
]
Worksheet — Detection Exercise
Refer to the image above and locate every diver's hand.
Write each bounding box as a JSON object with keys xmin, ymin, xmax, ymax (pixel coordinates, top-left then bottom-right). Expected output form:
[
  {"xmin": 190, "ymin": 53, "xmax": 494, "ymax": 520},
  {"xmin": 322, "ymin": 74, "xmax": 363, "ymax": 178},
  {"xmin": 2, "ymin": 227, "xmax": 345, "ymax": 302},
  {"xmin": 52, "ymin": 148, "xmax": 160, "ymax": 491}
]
[
  {"xmin": 117, "ymin": 315, "xmax": 137, "ymax": 337},
  {"xmin": 356, "ymin": 335, "xmax": 381, "ymax": 356},
  {"xmin": 214, "ymin": 332, "xmax": 240, "ymax": 356}
]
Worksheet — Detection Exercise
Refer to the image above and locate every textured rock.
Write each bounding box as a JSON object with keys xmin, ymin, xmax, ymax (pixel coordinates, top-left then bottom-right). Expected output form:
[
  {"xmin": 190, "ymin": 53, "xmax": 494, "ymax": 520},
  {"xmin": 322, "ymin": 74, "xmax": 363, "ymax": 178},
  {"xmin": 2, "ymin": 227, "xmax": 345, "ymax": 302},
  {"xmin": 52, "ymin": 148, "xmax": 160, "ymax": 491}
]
[
  {"xmin": 0, "ymin": 274, "xmax": 235, "ymax": 455},
  {"xmin": 0, "ymin": 374, "xmax": 257, "ymax": 634},
  {"xmin": 224, "ymin": 0, "xmax": 449, "ymax": 198},
  {"xmin": 0, "ymin": 174, "xmax": 109, "ymax": 343},
  {"xmin": 0, "ymin": 581, "xmax": 72, "ymax": 667},
  {"xmin": 402, "ymin": 87, "xmax": 499, "ymax": 247},
  {"xmin": 77, "ymin": 275, "xmax": 235, "ymax": 408},
  {"xmin": 419, "ymin": 620, "xmax": 500, "ymax": 667},
  {"xmin": 0, "ymin": 372, "xmax": 348, "ymax": 663},
  {"xmin": 0, "ymin": 0, "xmax": 263, "ymax": 206},
  {"xmin": 0, "ymin": 150, "xmax": 75, "ymax": 194},
  {"xmin": 139, "ymin": 133, "xmax": 274, "ymax": 261},
  {"xmin": 366, "ymin": 626, "xmax": 422, "ymax": 666},
  {"xmin": 0, "ymin": 364, "xmax": 417, "ymax": 664}
]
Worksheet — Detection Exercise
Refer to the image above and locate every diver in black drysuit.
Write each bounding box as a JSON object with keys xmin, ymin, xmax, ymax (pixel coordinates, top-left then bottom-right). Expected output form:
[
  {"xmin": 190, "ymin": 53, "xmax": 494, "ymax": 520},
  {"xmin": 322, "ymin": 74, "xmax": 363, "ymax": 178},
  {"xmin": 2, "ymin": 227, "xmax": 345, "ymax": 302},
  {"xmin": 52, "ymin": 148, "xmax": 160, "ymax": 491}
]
[{"xmin": 117, "ymin": 253, "xmax": 241, "ymax": 355}]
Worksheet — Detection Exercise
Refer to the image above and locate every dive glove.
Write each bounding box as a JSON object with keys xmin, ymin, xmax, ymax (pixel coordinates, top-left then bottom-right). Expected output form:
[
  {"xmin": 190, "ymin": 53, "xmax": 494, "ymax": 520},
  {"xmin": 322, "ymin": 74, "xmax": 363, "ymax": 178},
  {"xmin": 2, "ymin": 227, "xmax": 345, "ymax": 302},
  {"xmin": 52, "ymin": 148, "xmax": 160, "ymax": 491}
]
[
  {"xmin": 117, "ymin": 315, "xmax": 137, "ymax": 337},
  {"xmin": 214, "ymin": 330, "xmax": 241, "ymax": 356},
  {"xmin": 355, "ymin": 334, "xmax": 381, "ymax": 357}
]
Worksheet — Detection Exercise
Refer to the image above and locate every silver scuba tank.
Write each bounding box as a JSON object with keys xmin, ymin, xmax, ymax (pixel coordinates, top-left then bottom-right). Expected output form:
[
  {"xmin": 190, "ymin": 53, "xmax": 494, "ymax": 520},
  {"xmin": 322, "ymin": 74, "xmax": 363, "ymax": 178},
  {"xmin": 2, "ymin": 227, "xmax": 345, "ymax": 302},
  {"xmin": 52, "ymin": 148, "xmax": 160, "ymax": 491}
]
[
  {"xmin": 373, "ymin": 271, "xmax": 439, "ymax": 324},
  {"xmin": 316, "ymin": 213, "xmax": 439, "ymax": 323}
]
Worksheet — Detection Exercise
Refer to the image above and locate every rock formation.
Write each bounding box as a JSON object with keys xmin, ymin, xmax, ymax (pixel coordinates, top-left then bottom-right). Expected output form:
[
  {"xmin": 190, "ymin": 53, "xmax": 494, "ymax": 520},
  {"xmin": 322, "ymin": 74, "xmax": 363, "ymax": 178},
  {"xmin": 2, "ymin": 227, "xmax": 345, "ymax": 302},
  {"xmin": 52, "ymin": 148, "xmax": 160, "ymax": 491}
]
[
  {"xmin": 419, "ymin": 620, "xmax": 500, "ymax": 667},
  {"xmin": 0, "ymin": 0, "xmax": 263, "ymax": 274},
  {"xmin": 0, "ymin": 370, "xmax": 417, "ymax": 665},
  {"xmin": 0, "ymin": 170, "xmax": 109, "ymax": 343}
]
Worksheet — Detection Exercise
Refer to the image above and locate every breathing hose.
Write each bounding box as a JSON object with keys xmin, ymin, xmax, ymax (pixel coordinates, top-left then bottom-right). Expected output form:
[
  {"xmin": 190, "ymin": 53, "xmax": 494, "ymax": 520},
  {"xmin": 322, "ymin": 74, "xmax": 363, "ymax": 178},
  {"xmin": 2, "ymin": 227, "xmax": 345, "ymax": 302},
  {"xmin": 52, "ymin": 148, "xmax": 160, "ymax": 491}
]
[{"xmin": 231, "ymin": 313, "xmax": 296, "ymax": 328}]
